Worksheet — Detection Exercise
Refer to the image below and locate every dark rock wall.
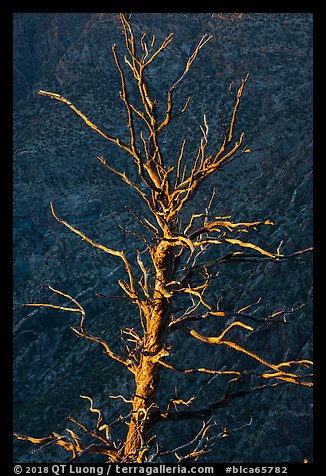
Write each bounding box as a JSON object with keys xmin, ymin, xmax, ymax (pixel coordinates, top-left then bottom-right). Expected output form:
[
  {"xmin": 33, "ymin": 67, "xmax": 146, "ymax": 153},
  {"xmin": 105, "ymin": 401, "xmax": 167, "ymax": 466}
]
[{"xmin": 13, "ymin": 13, "xmax": 312, "ymax": 463}]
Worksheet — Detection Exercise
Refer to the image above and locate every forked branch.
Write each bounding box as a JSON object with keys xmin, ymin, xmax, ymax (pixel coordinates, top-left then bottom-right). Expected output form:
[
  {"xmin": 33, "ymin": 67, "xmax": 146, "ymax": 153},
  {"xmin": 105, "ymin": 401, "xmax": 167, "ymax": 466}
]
[{"xmin": 185, "ymin": 324, "xmax": 313, "ymax": 386}]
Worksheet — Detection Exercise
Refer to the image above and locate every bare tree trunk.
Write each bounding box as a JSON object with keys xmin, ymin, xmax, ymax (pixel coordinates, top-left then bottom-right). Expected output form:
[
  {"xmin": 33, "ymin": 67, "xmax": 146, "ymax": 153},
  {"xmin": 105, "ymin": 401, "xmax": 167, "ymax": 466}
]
[{"xmin": 125, "ymin": 241, "xmax": 174, "ymax": 460}]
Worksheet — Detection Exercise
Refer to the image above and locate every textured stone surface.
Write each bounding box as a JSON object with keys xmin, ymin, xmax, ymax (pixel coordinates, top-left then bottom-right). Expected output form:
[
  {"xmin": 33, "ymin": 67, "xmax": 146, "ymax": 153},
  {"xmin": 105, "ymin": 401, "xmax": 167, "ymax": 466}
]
[{"xmin": 13, "ymin": 13, "xmax": 312, "ymax": 463}]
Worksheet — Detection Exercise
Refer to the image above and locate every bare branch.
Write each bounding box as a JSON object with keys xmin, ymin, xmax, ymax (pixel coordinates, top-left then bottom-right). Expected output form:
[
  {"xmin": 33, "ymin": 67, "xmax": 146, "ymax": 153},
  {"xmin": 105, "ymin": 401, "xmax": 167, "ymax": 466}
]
[
  {"xmin": 188, "ymin": 218, "xmax": 274, "ymax": 240},
  {"xmin": 168, "ymin": 306, "xmax": 290, "ymax": 332},
  {"xmin": 151, "ymin": 418, "xmax": 218, "ymax": 462},
  {"xmin": 157, "ymin": 358, "xmax": 240, "ymax": 377},
  {"xmin": 143, "ymin": 33, "xmax": 174, "ymax": 68},
  {"xmin": 126, "ymin": 206, "xmax": 159, "ymax": 236},
  {"xmin": 38, "ymin": 90, "xmax": 133, "ymax": 154},
  {"xmin": 111, "ymin": 44, "xmax": 137, "ymax": 155},
  {"xmin": 14, "ymin": 431, "xmax": 78, "ymax": 460},
  {"xmin": 170, "ymin": 35, "xmax": 212, "ymax": 92},
  {"xmin": 183, "ymin": 247, "xmax": 313, "ymax": 281},
  {"xmin": 228, "ymin": 73, "xmax": 249, "ymax": 143},
  {"xmin": 157, "ymin": 34, "xmax": 212, "ymax": 134},
  {"xmin": 151, "ymin": 378, "xmax": 292, "ymax": 423},
  {"xmin": 98, "ymin": 157, "xmax": 157, "ymax": 217},
  {"xmin": 26, "ymin": 286, "xmax": 134, "ymax": 372},
  {"xmin": 80, "ymin": 395, "xmax": 103, "ymax": 429},
  {"xmin": 50, "ymin": 202, "xmax": 137, "ymax": 296},
  {"xmin": 185, "ymin": 326, "xmax": 313, "ymax": 386},
  {"xmin": 67, "ymin": 417, "xmax": 110, "ymax": 448}
]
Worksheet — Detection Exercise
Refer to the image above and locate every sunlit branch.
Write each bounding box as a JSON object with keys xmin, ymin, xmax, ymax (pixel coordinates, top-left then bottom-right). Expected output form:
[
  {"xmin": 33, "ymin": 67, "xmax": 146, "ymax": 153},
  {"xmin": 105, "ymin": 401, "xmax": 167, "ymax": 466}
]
[
  {"xmin": 13, "ymin": 430, "xmax": 86, "ymax": 460},
  {"xmin": 72, "ymin": 321, "xmax": 135, "ymax": 372},
  {"xmin": 174, "ymin": 420, "xmax": 218, "ymax": 462},
  {"xmin": 157, "ymin": 358, "xmax": 240, "ymax": 377},
  {"xmin": 140, "ymin": 32, "xmax": 149, "ymax": 61},
  {"xmin": 14, "ymin": 433, "xmax": 57, "ymax": 445},
  {"xmin": 143, "ymin": 33, "xmax": 174, "ymax": 69},
  {"xmin": 204, "ymin": 188, "xmax": 216, "ymax": 226},
  {"xmin": 119, "ymin": 14, "xmax": 140, "ymax": 73},
  {"xmin": 172, "ymin": 34, "xmax": 213, "ymax": 91},
  {"xmin": 50, "ymin": 202, "xmax": 137, "ymax": 295},
  {"xmin": 168, "ymin": 306, "xmax": 291, "ymax": 332},
  {"xmin": 151, "ymin": 378, "xmax": 290, "ymax": 423},
  {"xmin": 161, "ymin": 234, "xmax": 195, "ymax": 253},
  {"xmin": 170, "ymin": 76, "xmax": 248, "ymax": 202},
  {"xmin": 175, "ymin": 290, "xmax": 209, "ymax": 313},
  {"xmin": 80, "ymin": 395, "xmax": 103, "ymax": 429},
  {"xmin": 68, "ymin": 417, "xmax": 111, "ymax": 449},
  {"xmin": 211, "ymin": 132, "xmax": 245, "ymax": 169},
  {"xmin": 109, "ymin": 395, "xmax": 133, "ymax": 404},
  {"xmin": 237, "ymin": 297, "xmax": 262, "ymax": 313},
  {"xmin": 188, "ymin": 218, "xmax": 274, "ymax": 240},
  {"xmin": 210, "ymin": 75, "xmax": 248, "ymax": 163},
  {"xmin": 183, "ymin": 247, "xmax": 313, "ymax": 281},
  {"xmin": 185, "ymin": 326, "xmax": 313, "ymax": 386},
  {"xmin": 112, "ymin": 45, "xmax": 137, "ymax": 154},
  {"xmin": 37, "ymin": 90, "xmax": 133, "ymax": 154},
  {"xmin": 113, "ymin": 43, "xmax": 168, "ymax": 194},
  {"xmin": 98, "ymin": 157, "xmax": 157, "ymax": 216},
  {"xmin": 183, "ymin": 213, "xmax": 204, "ymax": 236},
  {"xmin": 168, "ymin": 96, "xmax": 192, "ymax": 125},
  {"xmin": 65, "ymin": 429, "xmax": 83, "ymax": 453},
  {"xmin": 25, "ymin": 286, "xmax": 134, "ymax": 372},
  {"xmin": 157, "ymin": 33, "xmax": 212, "ymax": 134},
  {"xmin": 228, "ymin": 73, "xmax": 249, "ymax": 143},
  {"xmin": 192, "ymin": 236, "xmax": 278, "ymax": 259},
  {"xmin": 168, "ymin": 138, "xmax": 246, "ymax": 220},
  {"xmin": 167, "ymin": 396, "xmax": 195, "ymax": 411},
  {"xmin": 25, "ymin": 285, "xmax": 86, "ymax": 324},
  {"xmin": 175, "ymin": 138, "xmax": 187, "ymax": 188},
  {"xmin": 136, "ymin": 251, "xmax": 151, "ymax": 300},
  {"xmin": 133, "ymin": 106, "xmax": 152, "ymax": 132}
]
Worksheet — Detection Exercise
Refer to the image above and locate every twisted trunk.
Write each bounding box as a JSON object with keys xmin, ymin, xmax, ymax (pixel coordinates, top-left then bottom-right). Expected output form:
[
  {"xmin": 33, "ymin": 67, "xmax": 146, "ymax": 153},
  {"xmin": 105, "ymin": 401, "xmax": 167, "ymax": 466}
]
[{"xmin": 124, "ymin": 240, "xmax": 174, "ymax": 461}]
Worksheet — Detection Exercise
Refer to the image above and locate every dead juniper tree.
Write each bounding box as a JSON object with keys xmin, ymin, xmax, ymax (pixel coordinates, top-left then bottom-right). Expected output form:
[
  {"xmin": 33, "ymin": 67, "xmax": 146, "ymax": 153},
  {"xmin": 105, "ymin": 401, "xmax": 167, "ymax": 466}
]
[{"xmin": 14, "ymin": 13, "xmax": 313, "ymax": 463}]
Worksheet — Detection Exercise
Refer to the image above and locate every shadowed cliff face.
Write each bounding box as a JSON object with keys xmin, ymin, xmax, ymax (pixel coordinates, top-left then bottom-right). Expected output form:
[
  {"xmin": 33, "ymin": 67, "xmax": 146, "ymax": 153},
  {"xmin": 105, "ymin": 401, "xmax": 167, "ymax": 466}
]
[
  {"xmin": 13, "ymin": 12, "xmax": 313, "ymax": 463},
  {"xmin": 13, "ymin": 13, "xmax": 94, "ymax": 103}
]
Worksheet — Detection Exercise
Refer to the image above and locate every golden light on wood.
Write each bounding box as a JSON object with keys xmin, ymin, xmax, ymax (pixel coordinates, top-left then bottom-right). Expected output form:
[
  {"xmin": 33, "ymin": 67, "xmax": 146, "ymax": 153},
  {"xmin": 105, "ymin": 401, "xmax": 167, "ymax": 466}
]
[{"xmin": 15, "ymin": 11, "xmax": 313, "ymax": 464}]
